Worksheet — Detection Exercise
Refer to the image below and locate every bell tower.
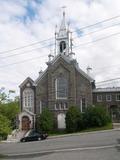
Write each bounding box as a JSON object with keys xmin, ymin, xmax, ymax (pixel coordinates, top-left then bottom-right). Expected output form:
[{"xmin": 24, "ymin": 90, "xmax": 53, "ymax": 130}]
[{"xmin": 55, "ymin": 11, "xmax": 69, "ymax": 56}]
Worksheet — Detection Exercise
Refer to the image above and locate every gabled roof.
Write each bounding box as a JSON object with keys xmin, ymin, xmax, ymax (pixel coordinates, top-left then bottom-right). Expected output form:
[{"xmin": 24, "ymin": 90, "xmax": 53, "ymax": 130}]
[
  {"xmin": 35, "ymin": 53, "xmax": 94, "ymax": 84},
  {"xmin": 51, "ymin": 54, "xmax": 94, "ymax": 82},
  {"xmin": 75, "ymin": 63, "xmax": 94, "ymax": 82},
  {"xmin": 35, "ymin": 69, "xmax": 48, "ymax": 84},
  {"xmin": 19, "ymin": 109, "xmax": 35, "ymax": 117},
  {"xmin": 24, "ymin": 109, "xmax": 35, "ymax": 116},
  {"xmin": 19, "ymin": 77, "xmax": 35, "ymax": 88}
]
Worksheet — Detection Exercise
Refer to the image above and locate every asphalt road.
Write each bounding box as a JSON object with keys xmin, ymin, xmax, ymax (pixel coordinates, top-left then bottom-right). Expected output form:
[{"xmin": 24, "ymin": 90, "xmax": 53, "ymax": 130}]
[{"xmin": 0, "ymin": 129, "xmax": 120, "ymax": 160}]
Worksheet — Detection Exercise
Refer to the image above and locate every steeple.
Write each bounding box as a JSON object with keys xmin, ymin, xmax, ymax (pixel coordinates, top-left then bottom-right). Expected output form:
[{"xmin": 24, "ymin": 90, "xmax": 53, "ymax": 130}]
[
  {"xmin": 54, "ymin": 10, "xmax": 75, "ymax": 59},
  {"xmin": 55, "ymin": 10, "xmax": 69, "ymax": 55},
  {"xmin": 58, "ymin": 11, "xmax": 67, "ymax": 38}
]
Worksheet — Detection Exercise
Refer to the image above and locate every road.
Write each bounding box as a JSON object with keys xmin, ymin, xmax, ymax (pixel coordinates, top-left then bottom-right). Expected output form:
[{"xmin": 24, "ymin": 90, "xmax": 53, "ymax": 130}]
[{"xmin": 0, "ymin": 129, "xmax": 120, "ymax": 160}]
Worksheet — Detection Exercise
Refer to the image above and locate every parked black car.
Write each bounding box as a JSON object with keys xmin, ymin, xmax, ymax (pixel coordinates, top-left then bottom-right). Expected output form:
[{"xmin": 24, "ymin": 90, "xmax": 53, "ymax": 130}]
[{"xmin": 20, "ymin": 130, "xmax": 48, "ymax": 142}]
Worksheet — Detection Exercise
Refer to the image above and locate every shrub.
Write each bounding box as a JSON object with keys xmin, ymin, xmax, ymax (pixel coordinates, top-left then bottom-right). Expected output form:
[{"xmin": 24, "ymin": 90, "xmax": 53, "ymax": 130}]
[
  {"xmin": 36, "ymin": 108, "xmax": 54, "ymax": 133},
  {"xmin": 65, "ymin": 106, "xmax": 83, "ymax": 133},
  {"xmin": 83, "ymin": 105, "xmax": 111, "ymax": 128}
]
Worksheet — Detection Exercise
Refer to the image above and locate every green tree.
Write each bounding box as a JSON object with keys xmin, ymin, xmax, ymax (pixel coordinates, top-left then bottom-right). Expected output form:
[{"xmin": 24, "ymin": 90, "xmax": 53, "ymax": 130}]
[
  {"xmin": 0, "ymin": 115, "xmax": 11, "ymax": 140},
  {"xmin": 0, "ymin": 101, "xmax": 19, "ymax": 129},
  {"xmin": 65, "ymin": 106, "xmax": 83, "ymax": 133},
  {"xmin": 83, "ymin": 105, "xmax": 111, "ymax": 128},
  {"xmin": 36, "ymin": 108, "xmax": 54, "ymax": 133}
]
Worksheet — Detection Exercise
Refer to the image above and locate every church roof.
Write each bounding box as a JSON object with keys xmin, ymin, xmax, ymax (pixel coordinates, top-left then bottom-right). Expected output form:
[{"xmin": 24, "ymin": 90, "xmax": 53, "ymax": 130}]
[
  {"xmin": 51, "ymin": 53, "xmax": 94, "ymax": 82},
  {"xmin": 19, "ymin": 77, "xmax": 35, "ymax": 88},
  {"xmin": 35, "ymin": 69, "xmax": 47, "ymax": 84},
  {"xmin": 35, "ymin": 53, "xmax": 94, "ymax": 84}
]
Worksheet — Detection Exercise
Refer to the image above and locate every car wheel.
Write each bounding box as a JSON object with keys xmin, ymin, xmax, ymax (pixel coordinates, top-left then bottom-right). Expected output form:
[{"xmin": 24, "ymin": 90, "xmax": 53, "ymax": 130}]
[
  {"xmin": 22, "ymin": 139, "xmax": 26, "ymax": 142},
  {"xmin": 38, "ymin": 137, "xmax": 41, "ymax": 141}
]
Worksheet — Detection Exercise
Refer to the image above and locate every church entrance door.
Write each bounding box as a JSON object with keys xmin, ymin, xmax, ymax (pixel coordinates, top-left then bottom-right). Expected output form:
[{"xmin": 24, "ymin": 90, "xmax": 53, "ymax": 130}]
[{"xmin": 22, "ymin": 116, "xmax": 30, "ymax": 130}]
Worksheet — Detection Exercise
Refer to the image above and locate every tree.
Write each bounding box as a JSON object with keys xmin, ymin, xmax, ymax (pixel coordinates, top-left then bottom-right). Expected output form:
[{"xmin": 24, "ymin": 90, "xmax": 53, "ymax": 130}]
[
  {"xmin": 0, "ymin": 87, "xmax": 7, "ymax": 104},
  {"xmin": 0, "ymin": 101, "xmax": 20, "ymax": 129},
  {"xmin": 0, "ymin": 115, "xmax": 11, "ymax": 140},
  {"xmin": 0, "ymin": 87, "xmax": 16, "ymax": 104},
  {"xmin": 65, "ymin": 106, "xmax": 83, "ymax": 133},
  {"xmin": 36, "ymin": 108, "xmax": 54, "ymax": 133},
  {"xmin": 83, "ymin": 105, "xmax": 111, "ymax": 128}
]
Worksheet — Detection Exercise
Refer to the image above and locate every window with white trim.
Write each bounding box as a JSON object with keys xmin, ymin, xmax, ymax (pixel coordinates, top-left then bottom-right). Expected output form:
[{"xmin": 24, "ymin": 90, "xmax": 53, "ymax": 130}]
[
  {"xmin": 97, "ymin": 95, "xmax": 102, "ymax": 102},
  {"xmin": 23, "ymin": 88, "xmax": 34, "ymax": 112},
  {"xmin": 55, "ymin": 77, "xmax": 68, "ymax": 99},
  {"xmin": 80, "ymin": 97, "xmax": 86, "ymax": 112},
  {"xmin": 106, "ymin": 94, "xmax": 111, "ymax": 101},
  {"xmin": 116, "ymin": 93, "xmax": 120, "ymax": 101},
  {"xmin": 64, "ymin": 102, "xmax": 68, "ymax": 110},
  {"xmin": 54, "ymin": 102, "xmax": 68, "ymax": 110}
]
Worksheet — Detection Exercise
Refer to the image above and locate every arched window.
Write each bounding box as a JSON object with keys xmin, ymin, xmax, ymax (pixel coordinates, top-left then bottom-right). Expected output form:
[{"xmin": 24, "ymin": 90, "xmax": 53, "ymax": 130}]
[
  {"xmin": 23, "ymin": 88, "xmax": 34, "ymax": 112},
  {"xmin": 55, "ymin": 77, "xmax": 68, "ymax": 99},
  {"xmin": 60, "ymin": 41, "xmax": 66, "ymax": 53}
]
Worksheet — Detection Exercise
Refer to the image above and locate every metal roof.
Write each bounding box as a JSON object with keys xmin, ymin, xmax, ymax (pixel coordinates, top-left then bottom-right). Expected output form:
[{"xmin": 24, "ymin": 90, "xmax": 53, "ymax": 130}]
[{"xmin": 93, "ymin": 87, "xmax": 120, "ymax": 93}]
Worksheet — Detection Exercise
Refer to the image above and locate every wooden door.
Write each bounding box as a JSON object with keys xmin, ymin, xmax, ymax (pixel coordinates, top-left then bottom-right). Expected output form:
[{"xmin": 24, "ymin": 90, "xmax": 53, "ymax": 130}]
[{"xmin": 22, "ymin": 116, "xmax": 30, "ymax": 130}]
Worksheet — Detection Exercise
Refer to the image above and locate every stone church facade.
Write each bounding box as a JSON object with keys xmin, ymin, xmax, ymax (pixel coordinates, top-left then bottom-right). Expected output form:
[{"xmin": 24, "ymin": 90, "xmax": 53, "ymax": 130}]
[{"xmin": 19, "ymin": 12, "xmax": 120, "ymax": 131}]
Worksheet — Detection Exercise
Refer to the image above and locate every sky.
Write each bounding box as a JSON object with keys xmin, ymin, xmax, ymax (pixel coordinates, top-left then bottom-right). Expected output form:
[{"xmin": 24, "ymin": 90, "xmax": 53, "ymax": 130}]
[{"xmin": 0, "ymin": 0, "xmax": 120, "ymax": 96}]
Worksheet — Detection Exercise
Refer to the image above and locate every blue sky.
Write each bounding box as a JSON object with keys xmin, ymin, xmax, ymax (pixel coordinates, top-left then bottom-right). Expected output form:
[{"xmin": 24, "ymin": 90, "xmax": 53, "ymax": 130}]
[{"xmin": 0, "ymin": 0, "xmax": 120, "ymax": 96}]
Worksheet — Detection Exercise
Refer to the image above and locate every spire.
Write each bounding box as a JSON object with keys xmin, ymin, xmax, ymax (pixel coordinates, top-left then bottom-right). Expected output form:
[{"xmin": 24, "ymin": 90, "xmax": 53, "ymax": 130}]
[{"xmin": 58, "ymin": 10, "xmax": 67, "ymax": 37}]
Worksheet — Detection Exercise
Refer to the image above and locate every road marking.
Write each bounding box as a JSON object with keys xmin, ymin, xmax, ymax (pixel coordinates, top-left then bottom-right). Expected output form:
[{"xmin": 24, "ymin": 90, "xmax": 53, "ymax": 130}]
[{"xmin": 7, "ymin": 144, "xmax": 119, "ymax": 158}]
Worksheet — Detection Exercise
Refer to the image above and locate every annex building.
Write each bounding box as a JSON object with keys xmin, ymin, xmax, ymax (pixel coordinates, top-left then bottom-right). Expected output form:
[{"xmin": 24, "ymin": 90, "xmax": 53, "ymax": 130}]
[{"xmin": 19, "ymin": 12, "xmax": 120, "ymax": 131}]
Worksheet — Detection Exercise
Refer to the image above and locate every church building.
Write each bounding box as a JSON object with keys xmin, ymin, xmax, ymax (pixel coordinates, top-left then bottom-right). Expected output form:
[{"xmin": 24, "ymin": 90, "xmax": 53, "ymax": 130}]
[
  {"xmin": 19, "ymin": 12, "xmax": 95, "ymax": 131},
  {"xmin": 19, "ymin": 12, "xmax": 120, "ymax": 131}
]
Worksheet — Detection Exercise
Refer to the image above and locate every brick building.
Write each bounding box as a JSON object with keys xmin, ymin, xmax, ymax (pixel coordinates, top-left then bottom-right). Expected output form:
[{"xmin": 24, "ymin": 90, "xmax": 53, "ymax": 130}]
[{"xmin": 93, "ymin": 87, "xmax": 120, "ymax": 122}]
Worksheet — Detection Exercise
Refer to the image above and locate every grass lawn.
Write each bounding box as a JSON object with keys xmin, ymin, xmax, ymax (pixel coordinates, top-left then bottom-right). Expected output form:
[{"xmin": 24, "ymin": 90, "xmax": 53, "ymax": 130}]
[
  {"xmin": 80, "ymin": 123, "xmax": 113, "ymax": 133},
  {"xmin": 50, "ymin": 123, "xmax": 113, "ymax": 136},
  {"xmin": 0, "ymin": 154, "xmax": 7, "ymax": 159}
]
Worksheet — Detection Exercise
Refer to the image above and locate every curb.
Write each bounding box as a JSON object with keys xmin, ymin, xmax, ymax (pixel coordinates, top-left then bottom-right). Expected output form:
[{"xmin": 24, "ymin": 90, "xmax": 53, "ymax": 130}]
[
  {"xmin": 48, "ymin": 128, "xmax": 120, "ymax": 139},
  {"xmin": 1, "ymin": 128, "xmax": 120, "ymax": 143}
]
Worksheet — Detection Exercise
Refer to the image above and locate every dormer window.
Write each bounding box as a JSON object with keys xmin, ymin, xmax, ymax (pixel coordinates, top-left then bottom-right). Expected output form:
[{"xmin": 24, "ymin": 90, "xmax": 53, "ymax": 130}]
[{"xmin": 60, "ymin": 41, "xmax": 66, "ymax": 53}]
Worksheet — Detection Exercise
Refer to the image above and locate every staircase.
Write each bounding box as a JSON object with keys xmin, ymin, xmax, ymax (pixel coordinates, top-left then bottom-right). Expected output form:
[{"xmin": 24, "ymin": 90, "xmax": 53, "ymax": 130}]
[
  {"xmin": 7, "ymin": 129, "xmax": 28, "ymax": 142},
  {"xmin": 113, "ymin": 123, "xmax": 120, "ymax": 129}
]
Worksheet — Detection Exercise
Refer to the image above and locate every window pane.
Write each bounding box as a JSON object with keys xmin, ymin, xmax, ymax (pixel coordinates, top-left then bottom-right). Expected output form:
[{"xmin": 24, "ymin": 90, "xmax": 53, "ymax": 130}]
[
  {"xmin": 116, "ymin": 94, "xmax": 120, "ymax": 101},
  {"xmin": 82, "ymin": 98, "xmax": 86, "ymax": 112},
  {"xmin": 23, "ymin": 88, "xmax": 34, "ymax": 112},
  {"xmin": 56, "ymin": 77, "xmax": 68, "ymax": 99},
  {"xmin": 97, "ymin": 95, "xmax": 102, "ymax": 102}
]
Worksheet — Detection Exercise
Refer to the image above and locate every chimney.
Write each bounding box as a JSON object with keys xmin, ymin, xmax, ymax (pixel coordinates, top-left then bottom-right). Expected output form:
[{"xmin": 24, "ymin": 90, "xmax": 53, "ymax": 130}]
[{"xmin": 86, "ymin": 66, "xmax": 92, "ymax": 76}]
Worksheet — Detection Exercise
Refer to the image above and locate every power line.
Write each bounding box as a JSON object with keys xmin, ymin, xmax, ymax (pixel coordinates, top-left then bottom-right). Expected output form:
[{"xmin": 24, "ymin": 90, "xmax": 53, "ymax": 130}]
[
  {"xmin": 74, "ymin": 31, "xmax": 120, "ymax": 49},
  {"xmin": 96, "ymin": 77, "xmax": 120, "ymax": 84},
  {"xmin": 1, "ymin": 24, "xmax": 120, "ymax": 60},
  {"xmin": 0, "ymin": 14, "xmax": 120, "ymax": 55},
  {"xmin": 72, "ymin": 14, "xmax": 120, "ymax": 33},
  {"xmin": 0, "ymin": 31, "xmax": 120, "ymax": 68},
  {"xmin": 0, "ymin": 37, "xmax": 54, "ymax": 55},
  {"xmin": 0, "ymin": 54, "xmax": 48, "ymax": 69},
  {"xmin": 73, "ymin": 21, "xmax": 120, "ymax": 40},
  {"xmin": 2, "ymin": 21, "xmax": 120, "ymax": 60},
  {"xmin": 0, "ymin": 43, "xmax": 54, "ymax": 59}
]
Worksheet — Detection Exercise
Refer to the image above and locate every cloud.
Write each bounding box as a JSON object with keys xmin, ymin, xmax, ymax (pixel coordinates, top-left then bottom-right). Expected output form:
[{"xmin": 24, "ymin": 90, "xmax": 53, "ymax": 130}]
[{"xmin": 0, "ymin": 0, "xmax": 120, "ymax": 95}]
